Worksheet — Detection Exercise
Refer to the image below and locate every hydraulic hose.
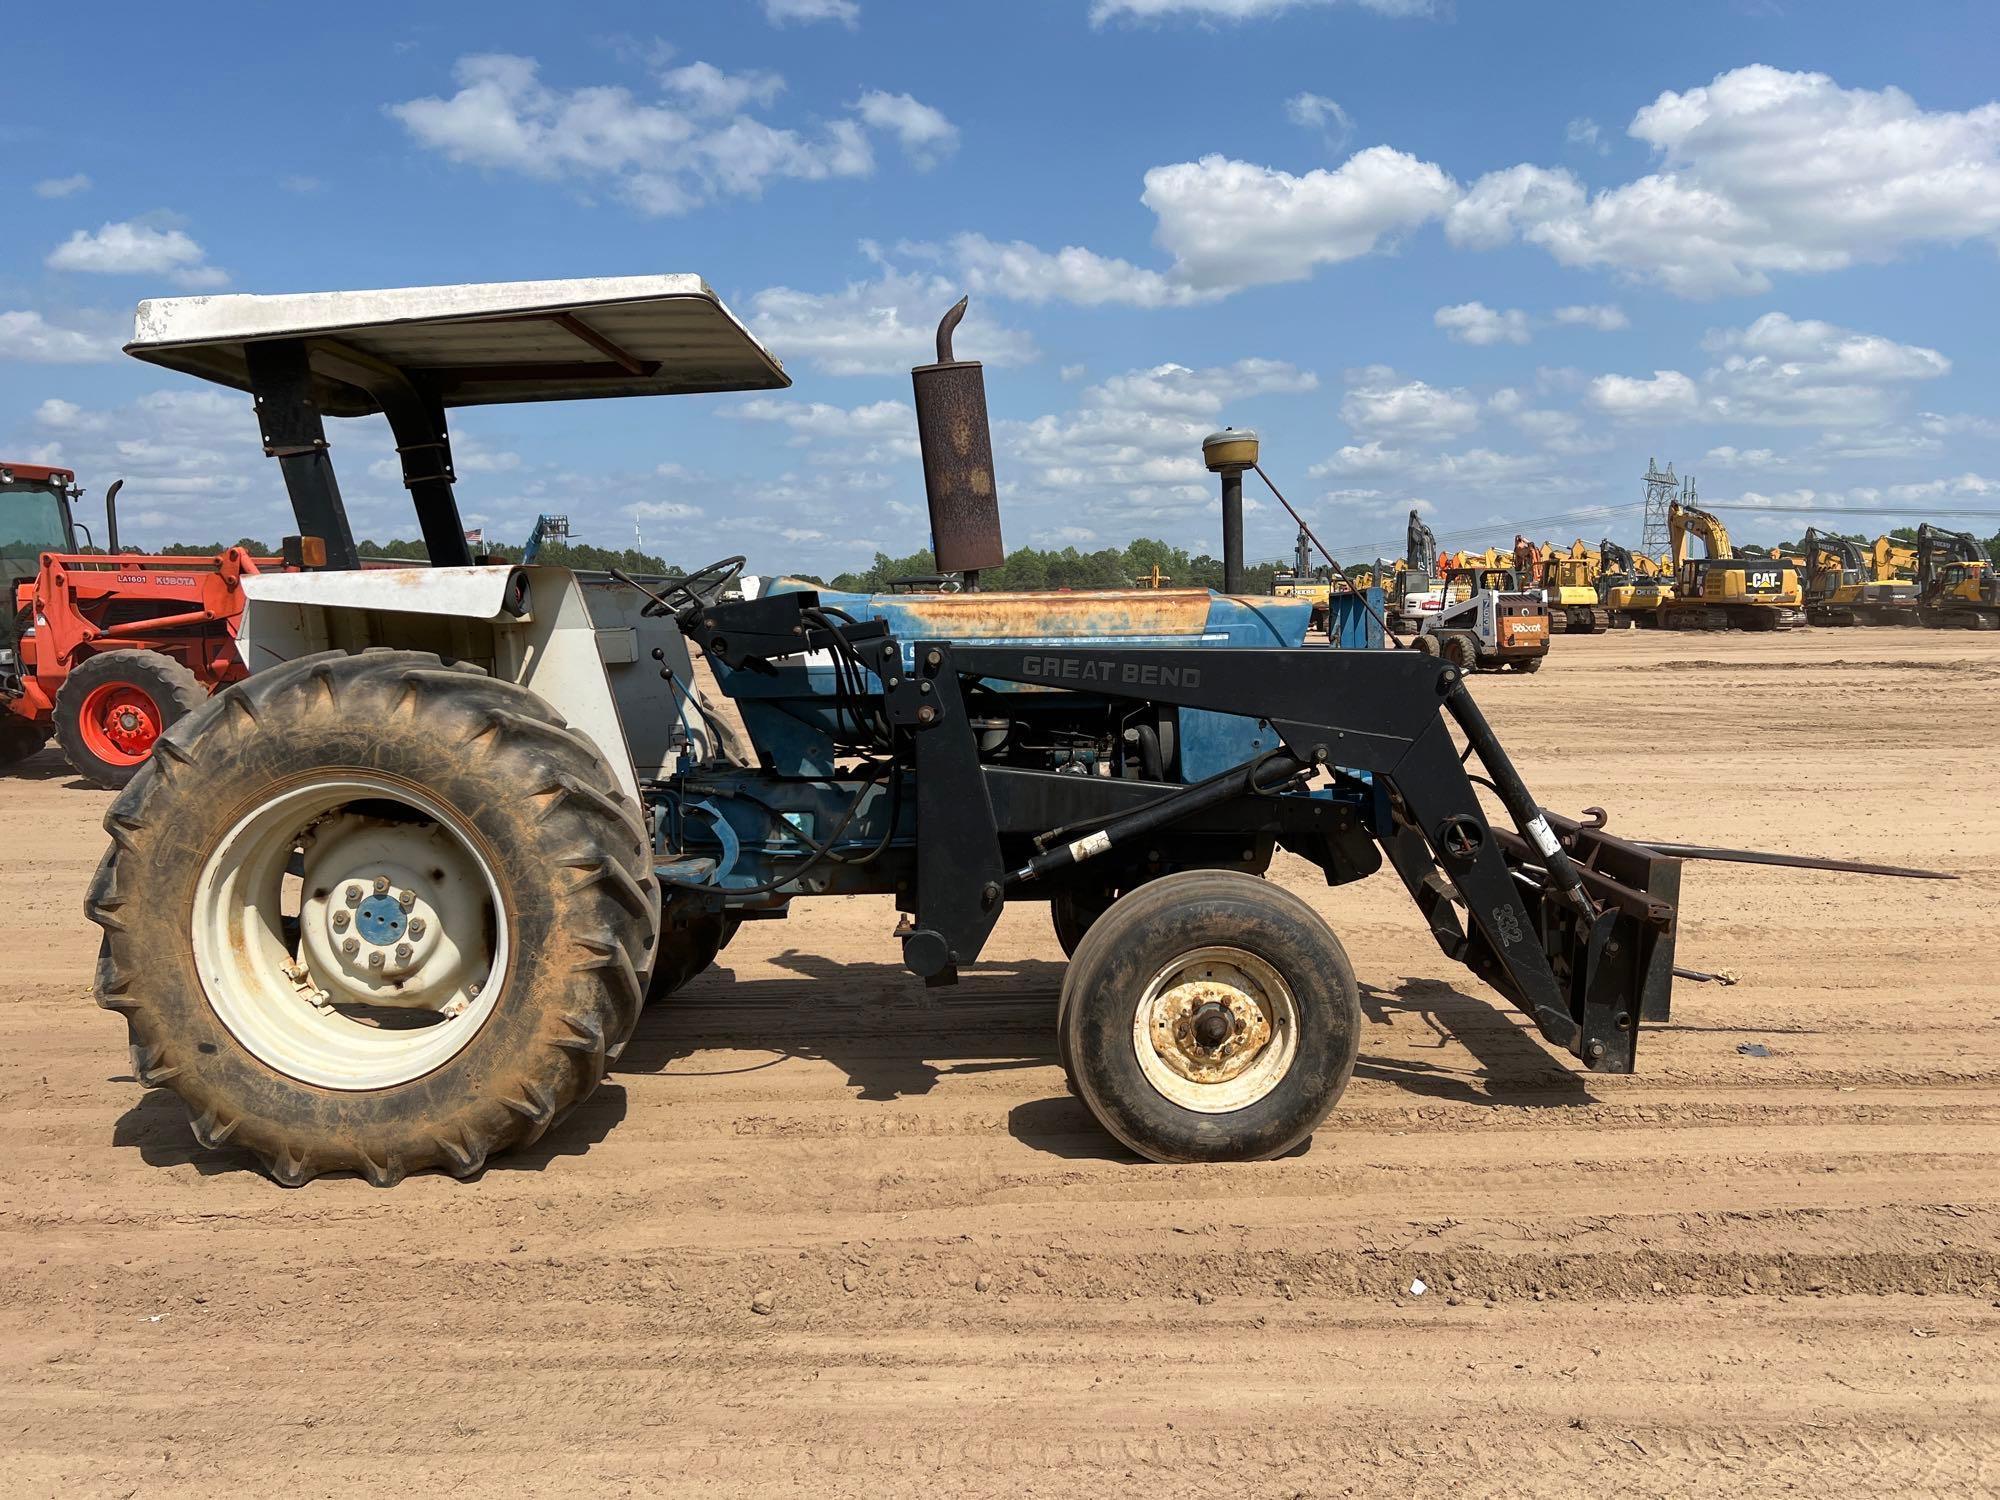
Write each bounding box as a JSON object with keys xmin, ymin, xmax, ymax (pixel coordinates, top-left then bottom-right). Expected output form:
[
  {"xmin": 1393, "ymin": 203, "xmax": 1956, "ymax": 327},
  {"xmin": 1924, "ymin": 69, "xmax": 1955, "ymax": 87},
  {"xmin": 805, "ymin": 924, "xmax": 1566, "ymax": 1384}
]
[{"xmin": 1440, "ymin": 678, "xmax": 1597, "ymax": 920}]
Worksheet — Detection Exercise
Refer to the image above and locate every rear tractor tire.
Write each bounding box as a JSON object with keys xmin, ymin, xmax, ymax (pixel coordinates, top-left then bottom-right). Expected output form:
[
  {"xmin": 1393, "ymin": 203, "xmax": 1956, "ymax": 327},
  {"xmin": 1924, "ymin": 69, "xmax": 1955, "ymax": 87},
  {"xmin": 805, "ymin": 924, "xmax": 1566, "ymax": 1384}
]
[
  {"xmin": 1057, "ymin": 870, "xmax": 1360, "ymax": 1163},
  {"xmin": 0, "ymin": 712, "xmax": 50, "ymax": 771},
  {"xmin": 86, "ymin": 649, "xmax": 659, "ymax": 1186},
  {"xmin": 1441, "ymin": 632, "xmax": 1479, "ymax": 672},
  {"xmin": 1410, "ymin": 633, "xmax": 1441, "ymax": 658},
  {"xmin": 55, "ymin": 648, "xmax": 207, "ymax": 789}
]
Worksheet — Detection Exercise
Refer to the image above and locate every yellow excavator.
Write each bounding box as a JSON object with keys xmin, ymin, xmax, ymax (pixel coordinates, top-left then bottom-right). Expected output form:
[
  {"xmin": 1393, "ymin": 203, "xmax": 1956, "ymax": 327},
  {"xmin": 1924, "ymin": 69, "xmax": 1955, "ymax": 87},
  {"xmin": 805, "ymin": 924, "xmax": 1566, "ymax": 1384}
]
[
  {"xmin": 1801, "ymin": 528, "xmax": 1919, "ymax": 626},
  {"xmin": 1535, "ymin": 539, "xmax": 1608, "ymax": 634},
  {"xmin": 1873, "ymin": 535, "xmax": 1919, "ymax": 587},
  {"xmin": 1915, "ymin": 523, "xmax": 2000, "ymax": 630},
  {"xmin": 1270, "ymin": 527, "xmax": 1334, "ymax": 632},
  {"xmin": 1663, "ymin": 500, "xmax": 1804, "ymax": 630},
  {"xmin": 1597, "ymin": 539, "xmax": 1674, "ymax": 625}
]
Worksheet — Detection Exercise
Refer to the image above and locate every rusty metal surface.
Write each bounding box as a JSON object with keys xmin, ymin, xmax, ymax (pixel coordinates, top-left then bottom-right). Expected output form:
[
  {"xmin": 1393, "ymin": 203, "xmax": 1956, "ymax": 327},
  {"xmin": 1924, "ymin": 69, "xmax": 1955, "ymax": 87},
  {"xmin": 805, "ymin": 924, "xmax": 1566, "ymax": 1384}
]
[
  {"xmin": 910, "ymin": 359, "xmax": 1004, "ymax": 574},
  {"xmin": 889, "ymin": 588, "xmax": 1216, "ymax": 638}
]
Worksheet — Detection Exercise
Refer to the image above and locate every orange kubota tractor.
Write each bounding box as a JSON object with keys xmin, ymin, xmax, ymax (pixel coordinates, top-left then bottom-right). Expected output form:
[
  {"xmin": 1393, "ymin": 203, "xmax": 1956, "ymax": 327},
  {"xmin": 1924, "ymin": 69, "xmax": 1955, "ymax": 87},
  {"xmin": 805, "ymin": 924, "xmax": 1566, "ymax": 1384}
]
[{"xmin": 1, "ymin": 462, "xmax": 280, "ymax": 786}]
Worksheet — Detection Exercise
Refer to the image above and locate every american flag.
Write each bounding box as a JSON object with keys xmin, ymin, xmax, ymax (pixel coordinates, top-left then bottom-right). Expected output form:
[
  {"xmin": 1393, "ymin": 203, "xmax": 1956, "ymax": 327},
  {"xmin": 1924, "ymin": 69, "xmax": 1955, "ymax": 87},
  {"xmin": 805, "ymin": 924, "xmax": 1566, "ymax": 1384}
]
[{"xmin": 463, "ymin": 528, "xmax": 484, "ymax": 545}]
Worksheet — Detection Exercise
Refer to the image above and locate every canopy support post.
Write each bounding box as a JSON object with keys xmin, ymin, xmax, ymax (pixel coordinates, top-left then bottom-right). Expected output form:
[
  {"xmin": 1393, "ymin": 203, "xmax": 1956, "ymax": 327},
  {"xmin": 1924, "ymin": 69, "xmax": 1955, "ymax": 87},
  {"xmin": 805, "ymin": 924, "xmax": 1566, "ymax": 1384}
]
[{"xmin": 244, "ymin": 339, "xmax": 360, "ymax": 571}]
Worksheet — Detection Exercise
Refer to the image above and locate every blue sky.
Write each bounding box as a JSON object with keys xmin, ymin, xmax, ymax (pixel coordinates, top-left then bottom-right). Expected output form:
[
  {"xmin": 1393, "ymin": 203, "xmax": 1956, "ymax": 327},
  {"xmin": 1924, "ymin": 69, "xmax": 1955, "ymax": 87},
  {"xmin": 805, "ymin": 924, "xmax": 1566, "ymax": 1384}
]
[{"xmin": 5, "ymin": 0, "xmax": 1998, "ymax": 573}]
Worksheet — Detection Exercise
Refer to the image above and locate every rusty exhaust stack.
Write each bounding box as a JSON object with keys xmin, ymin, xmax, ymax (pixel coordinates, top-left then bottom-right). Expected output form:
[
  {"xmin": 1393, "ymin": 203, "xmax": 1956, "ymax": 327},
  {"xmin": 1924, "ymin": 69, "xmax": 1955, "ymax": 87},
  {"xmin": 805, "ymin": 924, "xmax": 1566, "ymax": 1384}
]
[{"xmin": 911, "ymin": 297, "xmax": 1004, "ymax": 587}]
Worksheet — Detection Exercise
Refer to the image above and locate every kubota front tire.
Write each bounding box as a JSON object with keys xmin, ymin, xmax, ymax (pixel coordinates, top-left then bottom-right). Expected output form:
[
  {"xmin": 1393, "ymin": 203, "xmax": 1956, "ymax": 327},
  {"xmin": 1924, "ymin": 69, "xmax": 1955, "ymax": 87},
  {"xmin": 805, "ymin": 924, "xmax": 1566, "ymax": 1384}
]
[
  {"xmin": 86, "ymin": 649, "xmax": 658, "ymax": 1185},
  {"xmin": 55, "ymin": 648, "xmax": 207, "ymax": 788}
]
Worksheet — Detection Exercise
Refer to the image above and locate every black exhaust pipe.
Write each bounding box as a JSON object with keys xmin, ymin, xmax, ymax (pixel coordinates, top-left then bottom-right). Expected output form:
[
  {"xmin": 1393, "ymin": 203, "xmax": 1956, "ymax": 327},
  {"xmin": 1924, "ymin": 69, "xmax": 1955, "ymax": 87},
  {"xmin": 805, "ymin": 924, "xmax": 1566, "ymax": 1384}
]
[{"xmin": 104, "ymin": 479, "xmax": 123, "ymax": 555}]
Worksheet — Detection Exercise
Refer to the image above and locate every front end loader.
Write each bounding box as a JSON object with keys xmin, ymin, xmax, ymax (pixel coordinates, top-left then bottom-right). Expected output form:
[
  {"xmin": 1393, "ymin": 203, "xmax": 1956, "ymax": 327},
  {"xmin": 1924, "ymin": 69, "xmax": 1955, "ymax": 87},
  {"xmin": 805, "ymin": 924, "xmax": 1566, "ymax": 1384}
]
[{"xmin": 89, "ymin": 277, "xmax": 1688, "ymax": 1183}]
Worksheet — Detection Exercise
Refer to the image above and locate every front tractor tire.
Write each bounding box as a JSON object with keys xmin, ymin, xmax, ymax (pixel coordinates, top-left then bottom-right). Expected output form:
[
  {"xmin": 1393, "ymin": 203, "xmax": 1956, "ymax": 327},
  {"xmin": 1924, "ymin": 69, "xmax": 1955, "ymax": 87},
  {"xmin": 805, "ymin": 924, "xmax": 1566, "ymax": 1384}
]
[
  {"xmin": 86, "ymin": 650, "xmax": 659, "ymax": 1186},
  {"xmin": 55, "ymin": 648, "xmax": 207, "ymax": 788},
  {"xmin": 1058, "ymin": 870, "xmax": 1361, "ymax": 1164}
]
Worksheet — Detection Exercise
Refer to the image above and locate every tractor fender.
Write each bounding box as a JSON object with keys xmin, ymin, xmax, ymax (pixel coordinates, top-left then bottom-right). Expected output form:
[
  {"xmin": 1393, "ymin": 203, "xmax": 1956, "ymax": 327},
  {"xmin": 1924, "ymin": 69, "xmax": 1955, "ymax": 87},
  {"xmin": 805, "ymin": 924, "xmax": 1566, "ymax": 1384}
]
[{"xmin": 236, "ymin": 565, "xmax": 713, "ymax": 806}]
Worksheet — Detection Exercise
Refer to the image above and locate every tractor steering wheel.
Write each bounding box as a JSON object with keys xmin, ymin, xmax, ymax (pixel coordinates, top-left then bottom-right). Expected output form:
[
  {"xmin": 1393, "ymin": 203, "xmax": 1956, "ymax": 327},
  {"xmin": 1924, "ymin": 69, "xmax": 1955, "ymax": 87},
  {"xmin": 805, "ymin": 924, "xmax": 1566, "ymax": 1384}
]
[{"xmin": 639, "ymin": 555, "xmax": 748, "ymax": 623}]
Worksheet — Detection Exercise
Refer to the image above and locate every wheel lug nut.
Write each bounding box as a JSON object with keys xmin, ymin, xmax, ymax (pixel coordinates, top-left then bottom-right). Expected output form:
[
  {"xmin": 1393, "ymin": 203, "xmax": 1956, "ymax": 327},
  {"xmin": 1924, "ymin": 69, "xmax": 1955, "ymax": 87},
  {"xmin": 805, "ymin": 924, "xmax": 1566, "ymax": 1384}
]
[
  {"xmin": 407, "ymin": 917, "xmax": 426, "ymax": 939},
  {"xmin": 368, "ymin": 950, "xmax": 385, "ymax": 970},
  {"xmin": 394, "ymin": 943, "xmax": 412, "ymax": 965},
  {"xmin": 341, "ymin": 937, "xmax": 359, "ymax": 958},
  {"xmin": 344, "ymin": 885, "xmax": 362, "ymax": 907},
  {"xmin": 397, "ymin": 888, "xmax": 417, "ymax": 910},
  {"xmin": 332, "ymin": 910, "xmax": 350, "ymax": 932},
  {"xmin": 373, "ymin": 875, "xmax": 391, "ymax": 895}
]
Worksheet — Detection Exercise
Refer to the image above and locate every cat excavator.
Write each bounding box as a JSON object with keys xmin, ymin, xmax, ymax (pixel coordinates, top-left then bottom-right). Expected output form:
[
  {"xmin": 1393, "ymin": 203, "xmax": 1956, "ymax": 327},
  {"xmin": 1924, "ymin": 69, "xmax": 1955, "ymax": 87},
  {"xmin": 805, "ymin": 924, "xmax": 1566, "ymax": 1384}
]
[
  {"xmin": 1597, "ymin": 539, "xmax": 1673, "ymax": 626},
  {"xmin": 1802, "ymin": 528, "xmax": 1918, "ymax": 626},
  {"xmin": 1663, "ymin": 501, "xmax": 1803, "ymax": 630},
  {"xmin": 1915, "ymin": 523, "xmax": 2000, "ymax": 630}
]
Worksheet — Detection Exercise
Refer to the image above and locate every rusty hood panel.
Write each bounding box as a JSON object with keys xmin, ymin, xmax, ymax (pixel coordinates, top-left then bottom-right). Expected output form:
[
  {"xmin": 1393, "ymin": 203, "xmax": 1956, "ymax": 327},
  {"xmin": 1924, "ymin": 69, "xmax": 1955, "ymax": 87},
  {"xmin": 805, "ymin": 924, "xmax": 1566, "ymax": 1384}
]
[{"xmin": 884, "ymin": 588, "xmax": 1219, "ymax": 638}]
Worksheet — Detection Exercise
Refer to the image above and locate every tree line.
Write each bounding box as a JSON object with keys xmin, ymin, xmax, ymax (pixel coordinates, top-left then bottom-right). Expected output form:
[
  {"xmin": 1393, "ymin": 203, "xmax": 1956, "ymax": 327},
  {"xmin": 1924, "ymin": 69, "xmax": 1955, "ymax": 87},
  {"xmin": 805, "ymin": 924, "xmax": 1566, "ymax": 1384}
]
[{"xmin": 128, "ymin": 524, "xmax": 2000, "ymax": 581}]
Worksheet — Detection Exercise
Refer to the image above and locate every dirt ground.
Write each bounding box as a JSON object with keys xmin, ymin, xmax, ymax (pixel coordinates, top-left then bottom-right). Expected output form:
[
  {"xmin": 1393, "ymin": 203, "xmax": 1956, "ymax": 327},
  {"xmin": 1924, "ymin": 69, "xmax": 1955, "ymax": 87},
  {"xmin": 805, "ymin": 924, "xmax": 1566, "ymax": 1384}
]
[{"xmin": 2, "ymin": 626, "xmax": 1997, "ymax": 1497}]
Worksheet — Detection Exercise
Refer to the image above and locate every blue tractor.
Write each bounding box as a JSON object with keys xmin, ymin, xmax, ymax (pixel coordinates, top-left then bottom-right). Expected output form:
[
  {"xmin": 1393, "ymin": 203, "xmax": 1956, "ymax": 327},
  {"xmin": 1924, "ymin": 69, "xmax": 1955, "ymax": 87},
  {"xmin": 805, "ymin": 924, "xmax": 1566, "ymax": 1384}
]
[{"xmin": 90, "ymin": 276, "xmax": 1686, "ymax": 1184}]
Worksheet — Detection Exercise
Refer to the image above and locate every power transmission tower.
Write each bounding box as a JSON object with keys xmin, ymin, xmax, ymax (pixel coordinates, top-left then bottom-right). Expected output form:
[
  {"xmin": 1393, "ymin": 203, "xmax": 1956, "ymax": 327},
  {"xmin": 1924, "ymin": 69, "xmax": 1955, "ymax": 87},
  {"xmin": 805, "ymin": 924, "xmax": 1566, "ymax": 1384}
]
[{"xmin": 1640, "ymin": 458, "xmax": 1678, "ymax": 558}]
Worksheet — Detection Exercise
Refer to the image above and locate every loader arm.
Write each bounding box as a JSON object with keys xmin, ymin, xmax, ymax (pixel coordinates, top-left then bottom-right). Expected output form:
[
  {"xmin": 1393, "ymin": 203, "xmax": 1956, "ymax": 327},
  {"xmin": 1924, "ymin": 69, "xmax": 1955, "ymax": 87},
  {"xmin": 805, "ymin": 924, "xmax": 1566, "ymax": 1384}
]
[
  {"xmin": 684, "ymin": 586, "xmax": 1679, "ymax": 1077},
  {"xmin": 918, "ymin": 642, "xmax": 1672, "ymax": 1072}
]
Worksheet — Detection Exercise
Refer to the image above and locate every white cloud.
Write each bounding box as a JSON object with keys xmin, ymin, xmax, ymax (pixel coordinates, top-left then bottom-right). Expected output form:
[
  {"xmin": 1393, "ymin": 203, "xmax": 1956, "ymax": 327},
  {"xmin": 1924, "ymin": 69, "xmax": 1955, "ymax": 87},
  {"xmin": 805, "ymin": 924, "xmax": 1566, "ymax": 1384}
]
[
  {"xmin": 661, "ymin": 61, "xmax": 784, "ymax": 117},
  {"xmin": 0, "ymin": 309, "xmax": 121, "ymax": 363},
  {"xmin": 389, "ymin": 53, "xmax": 933, "ymax": 217},
  {"xmin": 279, "ymin": 174, "xmax": 324, "ymax": 194},
  {"xmin": 1552, "ymin": 303, "xmax": 1628, "ymax": 331},
  {"xmin": 1091, "ymin": 0, "xmax": 1436, "ymax": 22},
  {"xmin": 1704, "ymin": 445, "xmax": 1788, "ymax": 470},
  {"xmin": 948, "ymin": 233, "xmax": 1209, "ymax": 308},
  {"xmin": 1141, "ymin": 147, "xmax": 1461, "ymax": 292},
  {"xmin": 34, "ymin": 174, "xmax": 91, "ymax": 199},
  {"xmin": 625, "ymin": 499, "xmax": 704, "ymax": 521},
  {"xmin": 998, "ymin": 358, "xmax": 1319, "ymax": 533},
  {"xmin": 1701, "ymin": 311, "xmax": 1948, "ymax": 427},
  {"xmin": 746, "ymin": 261, "xmax": 1037, "ymax": 375},
  {"xmin": 1565, "ymin": 118, "xmax": 1608, "ymax": 156},
  {"xmin": 852, "ymin": 91, "xmax": 959, "ymax": 167},
  {"xmin": 1434, "ymin": 301, "xmax": 1531, "ymax": 346},
  {"xmin": 733, "ymin": 396, "xmax": 925, "ymax": 475},
  {"xmin": 32, "ymin": 398, "xmax": 109, "ymax": 432},
  {"xmin": 1455, "ymin": 66, "xmax": 2000, "ymax": 296},
  {"xmin": 1444, "ymin": 163, "xmax": 1584, "ymax": 251},
  {"xmin": 1586, "ymin": 369, "xmax": 1700, "ymax": 419},
  {"xmin": 1285, "ymin": 92, "xmax": 1352, "ymax": 150},
  {"xmin": 1340, "ymin": 369, "xmax": 1481, "ymax": 438},
  {"xmin": 763, "ymin": 0, "xmax": 860, "ymax": 26},
  {"xmin": 44, "ymin": 220, "xmax": 228, "ymax": 288}
]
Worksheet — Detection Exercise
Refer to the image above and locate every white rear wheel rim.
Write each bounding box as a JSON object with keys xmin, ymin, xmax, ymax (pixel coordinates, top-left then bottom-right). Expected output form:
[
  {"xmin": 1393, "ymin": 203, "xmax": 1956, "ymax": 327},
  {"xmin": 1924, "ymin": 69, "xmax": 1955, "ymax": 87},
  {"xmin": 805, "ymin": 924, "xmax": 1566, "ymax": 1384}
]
[
  {"xmin": 1131, "ymin": 944, "xmax": 1298, "ymax": 1114},
  {"xmin": 191, "ymin": 775, "xmax": 510, "ymax": 1090}
]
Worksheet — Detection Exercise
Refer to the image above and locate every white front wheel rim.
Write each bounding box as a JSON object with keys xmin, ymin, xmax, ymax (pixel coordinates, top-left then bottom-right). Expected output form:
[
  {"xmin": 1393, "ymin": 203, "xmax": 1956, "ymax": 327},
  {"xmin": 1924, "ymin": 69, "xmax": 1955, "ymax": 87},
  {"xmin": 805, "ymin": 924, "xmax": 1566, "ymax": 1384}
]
[
  {"xmin": 1131, "ymin": 945, "xmax": 1298, "ymax": 1114},
  {"xmin": 191, "ymin": 776, "xmax": 510, "ymax": 1090}
]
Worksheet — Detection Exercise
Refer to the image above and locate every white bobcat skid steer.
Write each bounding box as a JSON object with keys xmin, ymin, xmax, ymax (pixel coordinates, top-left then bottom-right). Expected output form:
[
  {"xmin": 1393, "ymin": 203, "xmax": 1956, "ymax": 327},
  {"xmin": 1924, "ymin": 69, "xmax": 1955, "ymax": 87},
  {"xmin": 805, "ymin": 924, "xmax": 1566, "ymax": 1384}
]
[{"xmin": 1413, "ymin": 566, "xmax": 1549, "ymax": 674}]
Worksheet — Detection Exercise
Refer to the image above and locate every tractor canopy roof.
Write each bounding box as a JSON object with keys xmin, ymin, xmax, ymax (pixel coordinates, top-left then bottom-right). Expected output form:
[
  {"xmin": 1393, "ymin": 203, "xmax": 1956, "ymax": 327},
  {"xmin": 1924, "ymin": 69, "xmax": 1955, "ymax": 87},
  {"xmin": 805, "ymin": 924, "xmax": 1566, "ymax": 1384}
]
[
  {"xmin": 0, "ymin": 462, "xmax": 75, "ymax": 485},
  {"xmin": 124, "ymin": 275, "xmax": 789, "ymax": 417}
]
